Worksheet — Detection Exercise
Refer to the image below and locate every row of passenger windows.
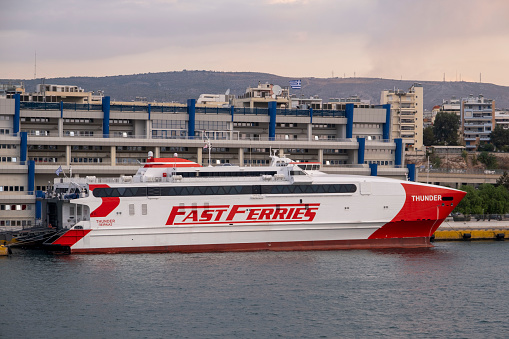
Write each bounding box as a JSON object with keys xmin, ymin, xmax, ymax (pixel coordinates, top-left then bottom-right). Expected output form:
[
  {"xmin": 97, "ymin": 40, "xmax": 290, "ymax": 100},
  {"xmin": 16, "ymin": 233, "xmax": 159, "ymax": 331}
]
[
  {"xmin": 93, "ymin": 184, "xmax": 357, "ymax": 198},
  {"xmin": 174, "ymin": 171, "xmax": 277, "ymax": 178}
]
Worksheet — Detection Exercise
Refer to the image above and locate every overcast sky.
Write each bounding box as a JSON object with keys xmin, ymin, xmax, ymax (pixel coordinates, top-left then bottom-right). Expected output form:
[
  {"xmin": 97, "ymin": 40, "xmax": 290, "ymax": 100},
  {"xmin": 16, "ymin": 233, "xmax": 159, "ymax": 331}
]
[{"xmin": 1, "ymin": 0, "xmax": 508, "ymax": 86}]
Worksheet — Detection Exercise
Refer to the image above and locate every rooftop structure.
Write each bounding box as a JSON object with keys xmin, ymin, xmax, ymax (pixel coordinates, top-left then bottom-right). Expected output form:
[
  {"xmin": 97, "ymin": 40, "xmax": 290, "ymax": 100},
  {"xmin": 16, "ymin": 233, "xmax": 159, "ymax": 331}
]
[
  {"xmin": 234, "ymin": 82, "xmax": 290, "ymax": 109},
  {"xmin": 324, "ymin": 96, "xmax": 371, "ymax": 111},
  {"xmin": 441, "ymin": 97, "xmax": 461, "ymax": 116},
  {"xmin": 197, "ymin": 93, "xmax": 234, "ymax": 107},
  {"xmin": 6, "ymin": 83, "xmax": 103, "ymax": 104},
  {"xmin": 290, "ymin": 95, "xmax": 323, "ymax": 110}
]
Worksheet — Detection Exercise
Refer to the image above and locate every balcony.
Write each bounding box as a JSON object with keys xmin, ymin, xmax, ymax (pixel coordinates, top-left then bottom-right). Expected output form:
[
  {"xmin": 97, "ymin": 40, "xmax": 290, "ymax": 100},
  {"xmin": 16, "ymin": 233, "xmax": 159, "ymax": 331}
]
[
  {"xmin": 463, "ymin": 123, "xmax": 492, "ymax": 128},
  {"xmin": 464, "ymin": 130, "xmax": 491, "ymax": 136},
  {"xmin": 464, "ymin": 116, "xmax": 492, "ymax": 121}
]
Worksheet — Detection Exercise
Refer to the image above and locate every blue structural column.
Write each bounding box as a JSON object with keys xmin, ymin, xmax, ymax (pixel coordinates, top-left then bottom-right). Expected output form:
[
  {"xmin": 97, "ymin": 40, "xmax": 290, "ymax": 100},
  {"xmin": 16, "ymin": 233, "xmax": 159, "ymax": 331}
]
[
  {"xmin": 35, "ymin": 191, "xmax": 44, "ymax": 220},
  {"xmin": 395, "ymin": 138, "xmax": 403, "ymax": 166},
  {"xmin": 268, "ymin": 101, "xmax": 277, "ymax": 141},
  {"xmin": 346, "ymin": 103, "xmax": 354, "ymax": 138},
  {"xmin": 102, "ymin": 96, "xmax": 110, "ymax": 138},
  {"xmin": 357, "ymin": 137, "xmax": 365, "ymax": 164},
  {"xmin": 60, "ymin": 101, "xmax": 64, "ymax": 118},
  {"xmin": 309, "ymin": 107, "xmax": 313, "ymax": 124},
  {"xmin": 230, "ymin": 105, "xmax": 235, "ymax": 122},
  {"xmin": 187, "ymin": 99, "xmax": 196, "ymax": 139},
  {"xmin": 369, "ymin": 163, "xmax": 378, "ymax": 176},
  {"xmin": 148, "ymin": 103, "xmax": 151, "ymax": 121},
  {"xmin": 407, "ymin": 163, "xmax": 416, "ymax": 182},
  {"xmin": 28, "ymin": 160, "xmax": 35, "ymax": 194},
  {"xmin": 20, "ymin": 131, "xmax": 27, "ymax": 165},
  {"xmin": 383, "ymin": 104, "xmax": 391, "ymax": 140},
  {"xmin": 13, "ymin": 93, "xmax": 20, "ymax": 136}
]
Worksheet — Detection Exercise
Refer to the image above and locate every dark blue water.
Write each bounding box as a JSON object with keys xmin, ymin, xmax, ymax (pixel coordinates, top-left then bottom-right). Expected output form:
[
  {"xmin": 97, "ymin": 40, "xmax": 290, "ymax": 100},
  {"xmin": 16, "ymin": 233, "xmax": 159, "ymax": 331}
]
[{"xmin": 1, "ymin": 242, "xmax": 508, "ymax": 339}]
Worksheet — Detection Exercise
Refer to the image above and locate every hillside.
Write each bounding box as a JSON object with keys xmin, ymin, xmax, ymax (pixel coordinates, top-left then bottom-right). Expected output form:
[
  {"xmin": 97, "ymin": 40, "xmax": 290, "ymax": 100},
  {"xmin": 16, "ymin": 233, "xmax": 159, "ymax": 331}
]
[{"xmin": 3, "ymin": 71, "xmax": 509, "ymax": 110}]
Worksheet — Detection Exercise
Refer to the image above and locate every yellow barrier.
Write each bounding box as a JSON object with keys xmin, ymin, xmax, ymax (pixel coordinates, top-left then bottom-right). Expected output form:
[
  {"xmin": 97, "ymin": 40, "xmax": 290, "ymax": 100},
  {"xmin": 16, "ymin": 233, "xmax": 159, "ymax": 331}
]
[
  {"xmin": 0, "ymin": 245, "xmax": 9, "ymax": 256},
  {"xmin": 434, "ymin": 229, "xmax": 509, "ymax": 240}
]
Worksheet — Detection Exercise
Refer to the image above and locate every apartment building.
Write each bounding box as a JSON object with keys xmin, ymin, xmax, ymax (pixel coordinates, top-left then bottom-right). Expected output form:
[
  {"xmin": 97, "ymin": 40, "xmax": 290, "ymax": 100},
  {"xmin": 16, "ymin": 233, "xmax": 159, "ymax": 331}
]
[
  {"xmin": 380, "ymin": 83, "xmax": 423, "ymax": 151},
  {"xmin": 461, "ymin": 94, "xmax": 495, "ymax": 151}
]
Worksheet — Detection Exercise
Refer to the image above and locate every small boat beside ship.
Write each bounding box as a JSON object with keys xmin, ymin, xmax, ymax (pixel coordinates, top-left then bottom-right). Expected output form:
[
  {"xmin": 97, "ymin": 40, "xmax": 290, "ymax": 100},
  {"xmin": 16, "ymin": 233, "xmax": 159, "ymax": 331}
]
[{"xmin": 38, "ymin": 151, "xmax": 466, "ymax": 254}]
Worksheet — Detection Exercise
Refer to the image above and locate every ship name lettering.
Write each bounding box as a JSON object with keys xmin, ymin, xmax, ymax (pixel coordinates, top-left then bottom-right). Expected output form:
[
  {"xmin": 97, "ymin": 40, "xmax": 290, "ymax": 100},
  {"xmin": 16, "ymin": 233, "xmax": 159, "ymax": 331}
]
[
  {"xmin": 96, "ymin": 219, "xmax": 115, "ymax": 226},
  {"xmin": 411, "ymin": 195, "xmax": 442, "ymax": 202}
]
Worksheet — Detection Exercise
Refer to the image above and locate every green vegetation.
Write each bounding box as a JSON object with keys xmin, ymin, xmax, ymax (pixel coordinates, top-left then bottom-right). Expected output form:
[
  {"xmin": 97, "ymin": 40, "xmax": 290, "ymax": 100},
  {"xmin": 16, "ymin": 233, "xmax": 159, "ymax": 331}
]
[
  {"xmin": 433, "ymin": 112, "xmax": 460, "ymax": 145},
  {"xmin": 490, "ymin": 125, "xmax": 509, "ymax": 151},
  {"xmin": 429, "ymin": 152, "xmax": 441, "ymax": 168},
  {"xmin": 496, "ymin": 171, "xmax": 509, "ymax": 190},
  {"xmin": 423, "ymin": 126, "xmax": 434, "ymax": 146},
  {"xmin": 455, "ymin": 183, "xmax": 509, "ymax": 215},
  {"xmin": 477, "ymin": 151, "xmax": 497, "ymax": 169},
  {"xmin": 477, "ymin": 143, "xmax": 495, "ymax": 152},
  {"xmin": 455, "ymin": 172, "xmax": 509, "ymax": 215}
]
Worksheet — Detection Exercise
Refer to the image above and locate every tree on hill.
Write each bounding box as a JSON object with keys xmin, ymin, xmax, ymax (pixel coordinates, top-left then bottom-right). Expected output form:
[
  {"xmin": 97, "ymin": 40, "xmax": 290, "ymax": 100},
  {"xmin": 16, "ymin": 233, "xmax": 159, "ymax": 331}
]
[
  {"xmin": 478, "ymin": 151, "xmax": 497, "ymax": 169},
  {"xmin": 433, "ymin": 112, "xmax": 460, "ymax": 145},
  {"xmin": 496, "ymin": 171, "xmax": 509, "ymax": 190},
  {"xmin": 478, "ymin": 143, "xmax": 495, "ymax": 152},
  {"xmin": 423, "ymin": 126, "xmax": 434, "ymax": 146},
  {"xmin": 490, "ymin": 125, "xmax": 509, "ymax": 151}
]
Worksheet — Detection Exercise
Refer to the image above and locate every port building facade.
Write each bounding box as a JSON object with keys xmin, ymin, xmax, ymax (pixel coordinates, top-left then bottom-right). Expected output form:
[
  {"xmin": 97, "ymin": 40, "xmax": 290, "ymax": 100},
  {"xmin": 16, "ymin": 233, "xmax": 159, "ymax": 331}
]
[{"xmin": 0, "ymin": 87, "xmax": 413, "ymax": 230}]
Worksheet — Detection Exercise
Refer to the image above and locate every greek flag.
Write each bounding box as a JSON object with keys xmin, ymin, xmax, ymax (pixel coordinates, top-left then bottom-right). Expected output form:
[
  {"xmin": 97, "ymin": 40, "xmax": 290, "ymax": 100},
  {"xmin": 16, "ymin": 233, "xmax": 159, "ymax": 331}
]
[
  {"xmin": 55, "ymin": 166, "xmax": 63, "ymax": 176},
  {"xmin": 289, "ymin": 80, "xmax": 301, "ymax": 89}
]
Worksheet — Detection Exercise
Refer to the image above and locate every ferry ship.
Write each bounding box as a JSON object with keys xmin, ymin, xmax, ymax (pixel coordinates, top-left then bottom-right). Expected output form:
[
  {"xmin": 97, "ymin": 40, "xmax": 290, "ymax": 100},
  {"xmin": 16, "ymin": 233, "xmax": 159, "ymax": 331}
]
[{"xmin": 41, "ymin": 151, "xmax": 466, "ymax": 253}]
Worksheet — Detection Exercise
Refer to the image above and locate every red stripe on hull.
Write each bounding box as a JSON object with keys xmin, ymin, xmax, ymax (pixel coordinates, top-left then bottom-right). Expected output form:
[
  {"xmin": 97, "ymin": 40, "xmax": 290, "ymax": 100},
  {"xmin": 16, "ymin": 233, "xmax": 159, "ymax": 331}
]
[
  {"xmin": 90, "ymin": 197, "xmax": 120, "ymax": 217},
  {"xmin": 369, "ymin": 219, "xmax": 445, "ymax": 239},
  {"xmin": 53, "ymin": 229, "xmax": 92, "ymax": 247},
  {"xmin": 88, "ymin": 184, "xmax": 120, "ymax": 218},
  {"xmin": 70, "ymin": 237, "xmax": 432, "ymax": 254}
]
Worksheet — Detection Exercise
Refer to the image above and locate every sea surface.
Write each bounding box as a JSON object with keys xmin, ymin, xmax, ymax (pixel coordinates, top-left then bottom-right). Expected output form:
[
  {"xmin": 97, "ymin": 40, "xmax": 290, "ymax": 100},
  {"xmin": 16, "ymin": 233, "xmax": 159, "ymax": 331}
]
[{"xmin": 1, "ymin": 241, "xmax": 508, "ymax": 339}]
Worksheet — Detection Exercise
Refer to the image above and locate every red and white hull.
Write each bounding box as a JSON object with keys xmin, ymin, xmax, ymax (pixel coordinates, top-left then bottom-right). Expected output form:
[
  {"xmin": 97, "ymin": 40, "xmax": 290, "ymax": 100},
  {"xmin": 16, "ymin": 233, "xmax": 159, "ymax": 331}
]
[{"xmin": 47, "ymin": 178, "xmax": 466, "ymax": 254}]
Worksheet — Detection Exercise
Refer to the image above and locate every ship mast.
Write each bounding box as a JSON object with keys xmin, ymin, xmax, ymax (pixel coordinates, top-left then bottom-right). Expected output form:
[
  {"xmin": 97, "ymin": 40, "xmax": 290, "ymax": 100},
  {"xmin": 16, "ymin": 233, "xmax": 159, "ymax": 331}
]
[{"xmin": 204, "ymin": 135, "xmax": 212, "ymax": 167}]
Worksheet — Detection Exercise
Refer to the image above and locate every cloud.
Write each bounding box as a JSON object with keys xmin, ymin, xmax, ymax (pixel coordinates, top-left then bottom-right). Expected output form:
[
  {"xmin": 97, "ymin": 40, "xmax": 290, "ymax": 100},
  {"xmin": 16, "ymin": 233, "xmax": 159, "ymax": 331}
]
[{"xmin": 1, "ymin": 0, "xmax": 509, "ymax": 85}]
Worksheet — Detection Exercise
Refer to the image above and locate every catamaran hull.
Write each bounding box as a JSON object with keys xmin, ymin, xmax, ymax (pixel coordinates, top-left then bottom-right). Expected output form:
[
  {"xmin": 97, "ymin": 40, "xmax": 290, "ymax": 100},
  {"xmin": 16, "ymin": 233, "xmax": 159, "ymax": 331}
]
[{"xmin": 48, "ymin": 218, "xmax": 444, "ymax": 254}]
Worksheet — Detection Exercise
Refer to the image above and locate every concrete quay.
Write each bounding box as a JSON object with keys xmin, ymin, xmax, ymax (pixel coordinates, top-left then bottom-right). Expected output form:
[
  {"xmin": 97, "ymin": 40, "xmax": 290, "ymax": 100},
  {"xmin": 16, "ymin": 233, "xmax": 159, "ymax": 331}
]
[{"xmin": 434, "ymin": 220, "xmax": 509, "ymax": 240}]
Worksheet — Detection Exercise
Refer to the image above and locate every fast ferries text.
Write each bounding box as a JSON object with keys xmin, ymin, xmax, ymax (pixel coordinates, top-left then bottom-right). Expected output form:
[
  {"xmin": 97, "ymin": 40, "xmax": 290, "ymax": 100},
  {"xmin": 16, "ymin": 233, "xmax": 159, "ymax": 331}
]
[{"xmin": 166, "ymin": 203, "xmax": 320, "ymax": 225}]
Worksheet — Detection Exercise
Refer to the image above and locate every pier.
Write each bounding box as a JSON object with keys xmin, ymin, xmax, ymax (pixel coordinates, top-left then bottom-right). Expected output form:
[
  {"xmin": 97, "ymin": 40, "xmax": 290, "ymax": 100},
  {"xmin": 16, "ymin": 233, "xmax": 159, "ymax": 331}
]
[{"xmin": 434, "ymin": 219, "xmax": 509, "ymax": 241}]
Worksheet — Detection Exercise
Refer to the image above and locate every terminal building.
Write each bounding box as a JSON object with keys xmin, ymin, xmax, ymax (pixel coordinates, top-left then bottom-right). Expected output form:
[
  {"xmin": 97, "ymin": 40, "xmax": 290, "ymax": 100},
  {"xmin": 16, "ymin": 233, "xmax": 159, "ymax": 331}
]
[{"xmin": 0, "ymin": 84, "xmax": 414, "ymax": 230}]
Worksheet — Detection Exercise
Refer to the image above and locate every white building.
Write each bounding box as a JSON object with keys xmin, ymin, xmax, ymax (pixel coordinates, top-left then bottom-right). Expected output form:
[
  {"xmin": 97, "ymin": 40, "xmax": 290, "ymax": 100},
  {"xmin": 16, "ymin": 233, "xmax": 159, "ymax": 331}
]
[
  {"xmin": 461, "ymin": 94, "xmax": 495, "ymax": 151},
  {"xmin": 381, "ymin": 83, "xmax": 424, "ymax": 151}
]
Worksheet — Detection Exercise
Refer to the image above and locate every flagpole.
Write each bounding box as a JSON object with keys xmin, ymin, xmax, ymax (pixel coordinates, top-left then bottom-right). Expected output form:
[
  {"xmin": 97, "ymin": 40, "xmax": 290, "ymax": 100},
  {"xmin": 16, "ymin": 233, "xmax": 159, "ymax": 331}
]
[{"xmin": 300, "ymin": 79, "xmax": 302, "ymax": 104}]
